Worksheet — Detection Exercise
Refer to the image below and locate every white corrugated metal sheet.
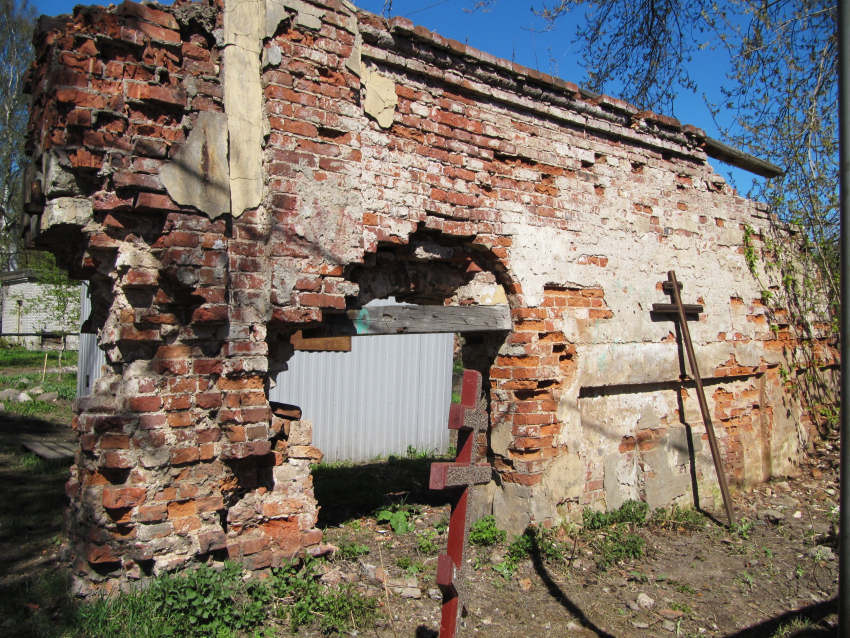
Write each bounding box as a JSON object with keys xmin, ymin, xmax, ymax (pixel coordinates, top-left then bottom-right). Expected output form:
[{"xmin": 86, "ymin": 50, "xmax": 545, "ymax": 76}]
[
  {"xmin": 77, "ymin": 283, "xmax": 106, "ymax": 398},
  {"xmin": 77, "ymin": 290, "xmax": 454, "ymax": 462},
  {"xmin": 270, "ymin": 331, "xmax": 452, "ymax": 462}
]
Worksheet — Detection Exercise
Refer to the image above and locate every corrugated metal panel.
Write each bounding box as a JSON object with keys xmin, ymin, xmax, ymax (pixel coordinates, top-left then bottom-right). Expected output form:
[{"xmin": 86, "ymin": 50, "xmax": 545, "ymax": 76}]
[
  {"xmin": 77, "ymin": 283, "xmax": 106, "ymax": 398},
  {"xmin": 270, "ymin": 331, "xmax": 453, "ymax": 462}
]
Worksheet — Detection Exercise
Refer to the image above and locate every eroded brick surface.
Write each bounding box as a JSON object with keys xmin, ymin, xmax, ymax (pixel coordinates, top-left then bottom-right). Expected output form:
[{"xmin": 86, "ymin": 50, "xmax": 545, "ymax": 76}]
[{"xmin": 25, "ymin": 0, "xmax": 836, "ymax": 593}]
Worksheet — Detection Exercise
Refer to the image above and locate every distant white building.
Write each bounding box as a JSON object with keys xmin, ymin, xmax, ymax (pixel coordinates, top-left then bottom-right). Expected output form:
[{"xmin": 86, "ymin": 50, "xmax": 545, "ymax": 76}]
[{"xmin": 0, "ymin": 270, "xmax": 80, "ymax": 350}]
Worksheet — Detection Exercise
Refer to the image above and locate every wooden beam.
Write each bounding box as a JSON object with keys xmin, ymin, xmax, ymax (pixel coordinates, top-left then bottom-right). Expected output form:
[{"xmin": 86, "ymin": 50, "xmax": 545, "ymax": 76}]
[
  {"xmin": 304, "ymin": 305, "xmax": 512, "ymax": 337},
  {"xmin": 651, "ymin": 303, "xmax": 704, "ymax": 316},
  {"xmin": 290, "ymin": 330, "xmax": 351, "ymax": 352},
  {"xmin": 703, "ymin": 136, "xmax": 784, "ymax": 179}
]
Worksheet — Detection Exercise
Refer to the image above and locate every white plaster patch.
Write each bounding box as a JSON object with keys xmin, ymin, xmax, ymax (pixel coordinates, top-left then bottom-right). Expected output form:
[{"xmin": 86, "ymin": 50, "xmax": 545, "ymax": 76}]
[
  {"xmin": 224, "ymin": 0, "xmax": 264, "ymax": 217},
  {"xmin": 161, "ymin": 111, "xmax": 230, "ymax": 218},
  {"xmin": 362, "ymin": 69, "xmax": 398, "ymax": 129},
  {"xmin": 505, "ymin": 224, "xmax": 584, "ymax": 307}
]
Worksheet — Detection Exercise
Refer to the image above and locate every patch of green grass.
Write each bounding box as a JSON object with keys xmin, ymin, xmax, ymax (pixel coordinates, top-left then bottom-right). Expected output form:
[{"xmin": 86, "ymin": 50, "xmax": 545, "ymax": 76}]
[
  {"xmin": 468, "ymin": 515, "xmax": 506, "ymax": 546},
  {"xmin": 650, "ymin": 504, "xmax": 706, "ymax": 530},
  {"xmin": 771, "ymin": 617, "xmax": 815, "ymax": 638},
  {"xmin": 671, "ymin": 601, "xmax": 693, "ymax": 615},
  {"xmin": 416, "ymin": 529, "xmax": 440, "ymax": 554},
  {"xmin": 337, "ymin": 542, "xmax": 370, "ymax": 560},
  {"xmin": 273, "ymin": 556, "xmax": 378, "ymax": 634},
  {"xmin": 72, "ymin": 557, "xmax": 380, "ymax": 638},
  {"xmin": 593, "ymin": 526, "xmax": 646, "ymax": 569},
  {"xmin": 737, "ymin": 570, "xmax": 754, "ymax": 589},
  {"xmin": 731, "ymin": 517, "xmax": 754, "ymax": 540},
  {"xmin": 583, "ymin": 500, "xmax": 649, "ymax": 530},
  {"xmin": 0, "ymin": 347, "xmax": 77, "ymax": 368},
  {"xmin": 78, "ymin": 562, "xmax": 270, "ymax": 638},
  {"xmin": 4, "ymin": 400, "xmax": 60, "ymax": 418}
]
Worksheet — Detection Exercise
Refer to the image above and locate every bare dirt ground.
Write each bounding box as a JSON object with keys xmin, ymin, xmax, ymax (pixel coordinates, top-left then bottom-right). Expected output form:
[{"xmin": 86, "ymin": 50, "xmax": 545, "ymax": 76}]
[{"xmin": 309, "ymin": 437, "xmax": 839, "ymax": 638}]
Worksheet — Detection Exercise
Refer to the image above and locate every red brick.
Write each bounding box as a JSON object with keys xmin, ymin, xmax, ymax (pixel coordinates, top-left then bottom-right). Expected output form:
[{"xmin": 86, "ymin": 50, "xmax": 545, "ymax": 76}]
[
  {"xmin": 86, "ymin": 543, "xmax": 120, "ymax": 564},
  {"xmin": 167, "ymin": 411, "xmax": 194, "ymax": 428},
  {"xmin": 100, "ymin": 434, "xmax": 131, "ymax": 449},
  {"xmin": 101, "ymin": 451, "xmax": 134, "ymax": 469},
  {"xmin": 197, "ymin": 392, "xmax": 222, "ymax": 409},
  {"xmin": 298, "ymin": 292, "xmax": 346, "ymax": 309},
  {"xmin": 103, "ymin": 487, "xmax": 147, "ymax": 509},
  {"xmin": 128, "ymin": 395, "xmax": 162, "ymax": 412},
  {"xmin": 137, "ymin": 504, "xmax": 167, "ymax": 523},
  {"xmin": 167, "ymin": 500, "xmax": 197, "ymax": 518},
  {"xmin": 171, "ymin": 447, "xmax": 200, "ymax": 465}
]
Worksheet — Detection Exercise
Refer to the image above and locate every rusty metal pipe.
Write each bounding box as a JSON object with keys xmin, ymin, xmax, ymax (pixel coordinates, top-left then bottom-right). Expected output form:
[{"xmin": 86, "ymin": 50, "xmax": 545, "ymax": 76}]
[{"xmin": 668, "ymin": 271, "xmax": 736, "ymax": 526}]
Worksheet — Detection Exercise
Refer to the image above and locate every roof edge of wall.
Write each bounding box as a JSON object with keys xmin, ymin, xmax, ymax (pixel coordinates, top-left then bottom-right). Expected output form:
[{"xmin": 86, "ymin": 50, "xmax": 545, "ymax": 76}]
[{"xmin": 356, "ymin": 8, "xmax": 781, "ymax": 178}]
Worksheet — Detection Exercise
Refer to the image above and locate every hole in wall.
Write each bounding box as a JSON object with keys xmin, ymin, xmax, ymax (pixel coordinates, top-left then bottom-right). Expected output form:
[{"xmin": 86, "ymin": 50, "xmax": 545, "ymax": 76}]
[{"xmin": 266, "ymin": 227, "xmax": 513, "ymax": 528}]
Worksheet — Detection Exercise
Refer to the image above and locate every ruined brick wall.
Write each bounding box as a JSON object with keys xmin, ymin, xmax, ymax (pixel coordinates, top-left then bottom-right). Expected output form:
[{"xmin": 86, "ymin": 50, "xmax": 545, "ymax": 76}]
[{"xmin": 25, "ymin": 0, "xmax": 836, "ymax": 593}]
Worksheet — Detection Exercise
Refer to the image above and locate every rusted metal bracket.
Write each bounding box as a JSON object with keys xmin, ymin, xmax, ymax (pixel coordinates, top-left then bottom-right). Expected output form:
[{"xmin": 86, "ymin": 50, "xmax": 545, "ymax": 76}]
[
  {"xmin": 653, "ymin": 271, "xmax": 736, "ymax": 526},
  {"xmin": 429, "ymin": 369, "xmax": 491, "ymax": 638}
]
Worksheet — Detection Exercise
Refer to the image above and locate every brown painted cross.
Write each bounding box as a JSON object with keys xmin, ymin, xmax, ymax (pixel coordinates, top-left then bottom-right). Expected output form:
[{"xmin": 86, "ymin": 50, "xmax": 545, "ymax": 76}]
[{"xmin": 429, "ymin": 369, "xmax": 491, "ymax": 638}]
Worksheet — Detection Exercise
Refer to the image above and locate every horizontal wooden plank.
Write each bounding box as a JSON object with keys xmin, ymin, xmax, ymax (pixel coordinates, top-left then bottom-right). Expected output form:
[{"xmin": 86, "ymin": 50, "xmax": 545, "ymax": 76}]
[
  {"xmin": 305, "ymin": 305, "xmax": 512, "ymax": 336},
  {"xmin": 703, "ymin": 136, "xmax": 784, "ymax": 179},
  {"xmin": 290, "ymin": 330, "xmax": 351, "ymax": 352},
  {"xmin": 651, "ymin": 303, "xmax": 703, "ymax": 315},
  {"xmin": 20, "ymin": 437, "xmax": 74, "ymax": 460}
]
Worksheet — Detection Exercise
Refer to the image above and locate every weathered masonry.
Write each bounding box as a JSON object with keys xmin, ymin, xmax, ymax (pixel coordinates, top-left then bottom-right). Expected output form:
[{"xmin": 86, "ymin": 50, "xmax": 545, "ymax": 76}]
[{"xmin": 25, "ymin": 0, "xmax": 836, "ymax": 593}]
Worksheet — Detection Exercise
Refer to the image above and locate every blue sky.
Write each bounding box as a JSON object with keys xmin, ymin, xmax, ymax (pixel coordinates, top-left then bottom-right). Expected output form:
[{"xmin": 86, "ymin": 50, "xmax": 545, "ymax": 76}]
[{"xmin": 32, "ymin": 0, "xmax": 756, "ymax": 188}]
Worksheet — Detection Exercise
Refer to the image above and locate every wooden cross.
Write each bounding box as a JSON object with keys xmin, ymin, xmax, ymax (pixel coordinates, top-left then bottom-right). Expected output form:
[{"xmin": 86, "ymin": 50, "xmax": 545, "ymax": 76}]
[
  {"xmin": 651, "ymin": 270, "xmax": 735, "ymax": 525},
  {"xmin": 429, "ymin": 369, "xmax": 491, "ymax": 638}
]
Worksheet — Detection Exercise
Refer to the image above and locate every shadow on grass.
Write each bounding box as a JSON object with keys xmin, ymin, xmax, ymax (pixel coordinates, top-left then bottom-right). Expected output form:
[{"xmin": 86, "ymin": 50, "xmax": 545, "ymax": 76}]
[
  {"xmin": 0, "ymin": 414, "xmax": 75, "ymax": 637},
  {"xmin": 312, "ymin": 454, "xmax": 455, "ymax": 527}
]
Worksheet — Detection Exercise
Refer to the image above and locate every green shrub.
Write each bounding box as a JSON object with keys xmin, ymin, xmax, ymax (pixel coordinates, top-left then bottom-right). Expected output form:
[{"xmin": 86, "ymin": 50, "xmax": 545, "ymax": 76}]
[
  {"xmin": 468, "ymin": 515, "xmax": 506, "ymax": 546},
  {"xmin": 416, "ymin": 529, "xmax": 440, "ymax": 554},
  {"xmin": 492, "ymin": 526, "xmax": 563, "ymax": 578},
  {"xmin": 375, "ymin": 503, "xmax": 417, "ymax": 534},
  {"xmin": 649, "ymin": 504, "xmax": 706, "ymax": 530}
]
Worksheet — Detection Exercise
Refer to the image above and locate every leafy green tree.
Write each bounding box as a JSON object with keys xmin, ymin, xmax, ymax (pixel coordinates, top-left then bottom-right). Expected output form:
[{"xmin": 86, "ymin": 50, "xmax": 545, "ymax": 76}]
[
  {"xmin": 0, "ymin": 0, "xmax": 36, "ymax": 271},
  {"xmin": 24, "ymin": 251, "xmax": 80, "ymax": 332}
]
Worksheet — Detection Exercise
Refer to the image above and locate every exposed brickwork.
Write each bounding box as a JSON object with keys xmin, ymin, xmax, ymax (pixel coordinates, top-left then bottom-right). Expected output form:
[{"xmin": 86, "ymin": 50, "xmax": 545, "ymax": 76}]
[{"xmin": 25, "ymin": 0, "xmax": 836, "ymax": 593}]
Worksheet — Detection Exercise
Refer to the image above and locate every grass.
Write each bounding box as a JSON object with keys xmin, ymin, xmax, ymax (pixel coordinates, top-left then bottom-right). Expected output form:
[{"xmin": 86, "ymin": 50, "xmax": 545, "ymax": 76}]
[
  {"xmin": 0, "ymin": 346, "xmax": 77, "ymax": 369},
  {"xmin": 2, "ymin": 553, "xmax": 381, "ymax": 637}
]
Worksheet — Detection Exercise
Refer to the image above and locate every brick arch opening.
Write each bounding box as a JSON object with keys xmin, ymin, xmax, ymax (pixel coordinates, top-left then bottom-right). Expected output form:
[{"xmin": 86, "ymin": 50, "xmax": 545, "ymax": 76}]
[{"xmin": 261, "ymin": 225, "xmax": 518, "ymax": 528}]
